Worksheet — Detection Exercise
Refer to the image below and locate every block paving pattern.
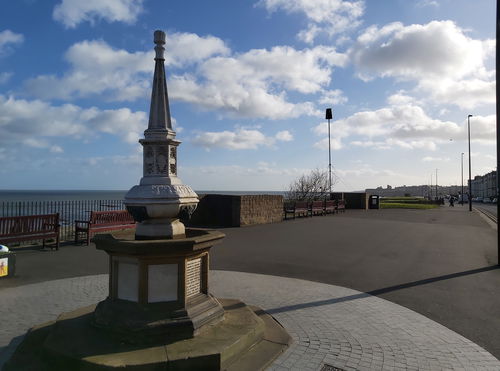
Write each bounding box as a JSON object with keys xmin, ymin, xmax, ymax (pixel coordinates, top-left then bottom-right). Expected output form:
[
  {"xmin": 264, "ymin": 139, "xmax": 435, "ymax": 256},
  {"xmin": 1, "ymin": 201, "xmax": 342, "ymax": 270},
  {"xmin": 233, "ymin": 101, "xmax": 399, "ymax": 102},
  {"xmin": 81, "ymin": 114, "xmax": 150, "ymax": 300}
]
[{"xmin": 1, "ymin": 271, "xmax": 499, "ymax": 370}]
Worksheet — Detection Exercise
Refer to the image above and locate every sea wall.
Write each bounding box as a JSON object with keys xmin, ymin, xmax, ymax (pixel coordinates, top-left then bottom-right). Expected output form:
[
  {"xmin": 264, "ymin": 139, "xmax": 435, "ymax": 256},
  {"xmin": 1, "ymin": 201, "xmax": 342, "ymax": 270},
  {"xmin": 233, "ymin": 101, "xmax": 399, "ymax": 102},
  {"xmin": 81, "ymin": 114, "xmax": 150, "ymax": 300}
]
[
  {"xmin": 330, "ymin": 192, "xmax": 369, "ymax": 210},
  {"xmin": 188, "ymin": 194, "xmax": 284, "ymax": 227},
  {"xmin": 239, "ymin": 195, "xmax": 283, "ymax": 226}
]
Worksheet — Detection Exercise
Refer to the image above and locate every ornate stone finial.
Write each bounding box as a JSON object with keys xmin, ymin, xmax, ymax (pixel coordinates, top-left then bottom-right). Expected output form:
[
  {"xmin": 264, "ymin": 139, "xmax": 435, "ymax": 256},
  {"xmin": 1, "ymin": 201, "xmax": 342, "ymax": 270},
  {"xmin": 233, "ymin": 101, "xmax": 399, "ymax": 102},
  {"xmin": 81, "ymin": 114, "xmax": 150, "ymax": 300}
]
[
  {"xmin": 147, "ymin": 30, "xmax": 172, "ymax": 133},
  {"xmin": 154, "ymin": 30, "xmax": 165, "ymax": 60}
]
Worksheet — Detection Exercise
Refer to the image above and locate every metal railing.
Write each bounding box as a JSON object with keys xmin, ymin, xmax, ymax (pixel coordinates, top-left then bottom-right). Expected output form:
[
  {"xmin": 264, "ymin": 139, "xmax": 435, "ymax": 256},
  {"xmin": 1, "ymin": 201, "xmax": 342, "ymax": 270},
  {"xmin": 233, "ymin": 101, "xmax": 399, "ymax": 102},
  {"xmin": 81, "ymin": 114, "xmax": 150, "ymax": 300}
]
[{"xmin": 0, "ymin": 199, "xmax": 125, "ymax": 243}]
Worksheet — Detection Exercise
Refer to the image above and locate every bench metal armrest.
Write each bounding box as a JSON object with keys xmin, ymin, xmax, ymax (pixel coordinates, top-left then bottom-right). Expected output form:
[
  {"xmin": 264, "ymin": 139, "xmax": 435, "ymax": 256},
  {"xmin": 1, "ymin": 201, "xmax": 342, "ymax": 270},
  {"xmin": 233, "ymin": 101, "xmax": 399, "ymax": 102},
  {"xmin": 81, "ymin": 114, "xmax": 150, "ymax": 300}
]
[{"xmin": 74, "ymin": 220, "xmax": 90, "ymax": 228}]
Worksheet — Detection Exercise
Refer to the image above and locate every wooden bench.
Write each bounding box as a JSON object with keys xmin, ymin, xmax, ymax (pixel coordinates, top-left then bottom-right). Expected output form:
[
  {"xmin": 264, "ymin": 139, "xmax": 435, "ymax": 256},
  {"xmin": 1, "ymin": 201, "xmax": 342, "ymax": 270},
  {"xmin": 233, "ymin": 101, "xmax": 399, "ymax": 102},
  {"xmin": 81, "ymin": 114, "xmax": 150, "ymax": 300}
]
[
  {"xmin": 0, "ymin": 214, "xmax": 60, "ymax": 250},
  {"xmin": 75, "ymin": 210, "xmax": 135, "ymax": 245},
  {"xmin": 284, "ymin": 201, "xmax": 311, "ymax": 220},
  {"xmin": 311, "ymin": 200, "xmax": 325, "ymax": 216},
  {"xmin": 324, "ymin": 200, "xmax": 337, "ymax": 214}
]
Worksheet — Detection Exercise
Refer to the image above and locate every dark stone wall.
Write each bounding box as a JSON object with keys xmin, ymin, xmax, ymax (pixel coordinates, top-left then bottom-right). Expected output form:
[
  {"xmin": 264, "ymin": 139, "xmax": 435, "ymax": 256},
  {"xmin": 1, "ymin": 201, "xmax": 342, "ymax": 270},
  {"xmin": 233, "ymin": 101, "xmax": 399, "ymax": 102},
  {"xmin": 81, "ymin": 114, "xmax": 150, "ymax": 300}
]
[
  {"xmin": 188, "ymin": 195, "xmax": 240, "ymax": 227},
  {"xmin": 188, "ymin": 194, "xmax": 283, "ymax": 227},
  {"xmin": 330, "ymin": 192, "xmax": 369, "ymax": 210}
]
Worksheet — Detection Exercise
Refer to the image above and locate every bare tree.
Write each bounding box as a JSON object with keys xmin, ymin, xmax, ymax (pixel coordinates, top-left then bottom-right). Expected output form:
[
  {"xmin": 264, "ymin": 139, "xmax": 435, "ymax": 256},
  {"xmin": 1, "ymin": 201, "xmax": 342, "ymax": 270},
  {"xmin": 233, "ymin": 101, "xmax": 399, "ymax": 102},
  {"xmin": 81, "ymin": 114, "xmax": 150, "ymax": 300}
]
[{"xmin": 285, "ymin": 168, "xmax": 337, "ymax": 201}]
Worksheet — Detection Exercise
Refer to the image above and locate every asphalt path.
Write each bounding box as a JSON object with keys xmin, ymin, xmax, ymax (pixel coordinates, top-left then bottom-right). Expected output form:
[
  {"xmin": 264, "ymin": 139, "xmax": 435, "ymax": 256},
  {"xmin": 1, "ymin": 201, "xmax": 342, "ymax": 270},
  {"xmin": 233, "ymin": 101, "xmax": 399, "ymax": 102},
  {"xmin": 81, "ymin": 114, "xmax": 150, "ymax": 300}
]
[
  {"xmin": 474, "ymin": 202, "xmax": 498, "ymax": 222},
  {"xmin": 1, "ymin": 206, "xmax": 499, "ymax": 359}
]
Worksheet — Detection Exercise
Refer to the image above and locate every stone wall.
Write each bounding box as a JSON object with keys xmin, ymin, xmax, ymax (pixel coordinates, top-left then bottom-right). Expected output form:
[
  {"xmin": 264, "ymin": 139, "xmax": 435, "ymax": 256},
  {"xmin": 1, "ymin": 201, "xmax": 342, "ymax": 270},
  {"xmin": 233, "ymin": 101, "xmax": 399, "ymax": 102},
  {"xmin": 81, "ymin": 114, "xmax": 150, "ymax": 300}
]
[
  {"xmin": 188, "ymin": 194, "xmax": 284, "ymax": 227},
  {"xmin": 330, "ymin": 192, "xmax": 369, "ymax": 210},
  {"xmin": 239, "ymin": 195, "xmax": 283, "ymax": 226}
]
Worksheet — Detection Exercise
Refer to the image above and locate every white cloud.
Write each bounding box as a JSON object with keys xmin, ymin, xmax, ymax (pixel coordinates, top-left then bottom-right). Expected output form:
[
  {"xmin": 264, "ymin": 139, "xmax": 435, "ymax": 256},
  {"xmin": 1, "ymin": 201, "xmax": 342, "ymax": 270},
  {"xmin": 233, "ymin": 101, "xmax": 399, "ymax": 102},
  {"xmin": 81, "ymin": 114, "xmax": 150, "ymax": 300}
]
[
  {"xmin": 53, "ymin": 0, "xmax": 144, "ymax": 28},
  {"xmin": 0, "ymin": 30, "xmax": 24, "ymax": 56},
  {"xmin": 422, "ymin": 156, "xmax": 450, "ymax": 162},
  {"xmin": 50, "ymin": 145, "xmax": 64, "ymax": 153},
  {"xmin": 311, "ymin": 103, "xmax": 476, "ymax": 151},
  {"xmin": 85, "ymin": 153, "xmax": 141, "ymax": 167},
  {"xmin": 352, "ymin": 21, "xmax": 490, "ymax": 80},
  {"xmin": 417, "ymin": 78, "xmax": 495, "ymax": 109},
  {"xmin": 344, "ymin": 104, "xmax": 460, "ymax": 140},
  {"xmin": 22, "ymin": 140, "xmax": 64, "ymax": 153},
  {"xmin": 23, "ymin": 33, "xmax": 230, "ymax": 102},
  {"xmin": 416, "ymin": 0, "xmax": 439, "ymax": 8},
  {"xmin": 276, "ymin": 130, "xmax": 294, "ymax": 141},
  {"xmin": 311, "ymin": 118, "xmax": 350, "ymax": 150},
  {"xmin": 338, "ymin": 167, "xmax": 397, "ymax": 178},
  {"xmin": 0, "ymin": 95, "xmax": 147, "ymax": 151},
  {"xmin": 258, "ymin": 0, "xmax": 365, "ymax": 44},
  {"xmin": 467, "ymin": 114, "xmax": 496, "ymax": 142},
  {"xmin": 350, "ymin": 20, "xmax": 495, "ymax": 108},
  {"xmin": 350, "ymin": 139, "xmax": 437, "ymax": 151},
  {"xmin": 23, "ymin": 138, "xmax": 51, "ymax": 149},
  {"xmin": 171, "ymin": 74, "xmax": 318, "ymax": 120},
  {"xmin": 313, "ymin": 137, "xmax": 343, "ymax": 150},
  {"xmin": 191, "ymin": 128, "xmax": 276, "ymax": 150},
  {"xmin": 24, "ymin": 40, "xmax": 150, "ymax": 101},
  {"xmin": 318, "ymin": 89, "xmax": 348, "ymax": 105},
  {"xmin": 23, "ymin": 32, "xmax": 347, "ymax": 119},
  {"xmin": 386, "ymin": 92, "xmax": 418, "ymax": 106},
  {"xmin": 164, "ymin": 33, "xmax": 230, "ymax": 67},
  {"xmin": 170, "ymin": 45, "xmax": 345, "ymax": 119}
]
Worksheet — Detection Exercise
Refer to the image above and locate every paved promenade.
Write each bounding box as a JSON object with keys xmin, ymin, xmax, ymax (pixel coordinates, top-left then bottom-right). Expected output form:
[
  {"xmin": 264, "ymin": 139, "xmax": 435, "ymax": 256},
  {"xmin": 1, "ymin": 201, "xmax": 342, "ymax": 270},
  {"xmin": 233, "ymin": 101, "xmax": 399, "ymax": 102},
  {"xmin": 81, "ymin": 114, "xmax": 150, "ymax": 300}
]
[
  {"xmin": 1, "ymin": 272, "xmax": 499, "ymax": 370},
  {"xmin": 1, "ymin": 206, "xmax": 499, "ymax": 370}
]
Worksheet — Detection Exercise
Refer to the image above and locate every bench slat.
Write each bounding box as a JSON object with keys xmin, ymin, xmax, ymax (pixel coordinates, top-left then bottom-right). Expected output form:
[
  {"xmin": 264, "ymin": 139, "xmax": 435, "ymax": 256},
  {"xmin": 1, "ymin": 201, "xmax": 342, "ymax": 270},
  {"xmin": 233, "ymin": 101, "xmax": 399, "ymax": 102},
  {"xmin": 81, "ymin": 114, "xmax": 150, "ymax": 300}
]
[
  {"xmin": 0, "ymin": 214, "xmax": 60, "ymax": 250},
  {"xmin": 75, "ymin": 210, "xmax": 135, "ymax": 245}
]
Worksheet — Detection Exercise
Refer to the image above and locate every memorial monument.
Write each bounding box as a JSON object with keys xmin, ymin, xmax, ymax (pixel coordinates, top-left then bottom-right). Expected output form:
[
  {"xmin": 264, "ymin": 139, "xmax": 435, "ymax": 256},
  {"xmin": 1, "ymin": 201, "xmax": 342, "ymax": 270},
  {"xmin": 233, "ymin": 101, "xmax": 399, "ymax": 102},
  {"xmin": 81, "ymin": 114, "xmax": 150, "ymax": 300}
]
[{"xmin": 4, "ymin": 30, "xmax": 290, "ymax": 370}]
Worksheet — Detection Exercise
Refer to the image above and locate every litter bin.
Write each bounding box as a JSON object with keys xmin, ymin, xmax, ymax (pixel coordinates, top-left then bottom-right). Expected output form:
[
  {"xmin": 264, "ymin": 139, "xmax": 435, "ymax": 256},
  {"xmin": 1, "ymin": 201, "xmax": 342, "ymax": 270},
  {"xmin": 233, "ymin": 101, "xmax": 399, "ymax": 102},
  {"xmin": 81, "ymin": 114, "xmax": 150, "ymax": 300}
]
[
  {"xmin": 369, "ymin": 195, "xmax": 380, "ymax": 209},
  {"xmin": 0, "ymin": 245, "xmax": 16, "ymax": 278}
]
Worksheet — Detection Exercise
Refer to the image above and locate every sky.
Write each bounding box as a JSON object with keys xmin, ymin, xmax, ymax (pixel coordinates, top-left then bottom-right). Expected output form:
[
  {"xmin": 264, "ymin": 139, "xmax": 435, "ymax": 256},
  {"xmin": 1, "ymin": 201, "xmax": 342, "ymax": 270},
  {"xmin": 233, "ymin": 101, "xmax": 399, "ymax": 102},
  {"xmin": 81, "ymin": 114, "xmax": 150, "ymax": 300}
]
[{"xmin": 0, "ymin": 0, "xmax": 496, "ymax": 191}]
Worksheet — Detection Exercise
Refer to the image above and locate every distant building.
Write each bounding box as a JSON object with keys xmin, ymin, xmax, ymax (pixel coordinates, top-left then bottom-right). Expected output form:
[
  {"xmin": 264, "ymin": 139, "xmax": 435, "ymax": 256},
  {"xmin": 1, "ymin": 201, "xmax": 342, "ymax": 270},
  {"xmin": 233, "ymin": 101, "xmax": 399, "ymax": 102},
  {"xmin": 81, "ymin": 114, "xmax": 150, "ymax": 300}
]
[
  {"xmin": 366, "ymin": 184, "xmax": 467, "ymax": 198},
  {"xmin": 470, "ymin": 170, "xmax": 497, "ymax": 200}
]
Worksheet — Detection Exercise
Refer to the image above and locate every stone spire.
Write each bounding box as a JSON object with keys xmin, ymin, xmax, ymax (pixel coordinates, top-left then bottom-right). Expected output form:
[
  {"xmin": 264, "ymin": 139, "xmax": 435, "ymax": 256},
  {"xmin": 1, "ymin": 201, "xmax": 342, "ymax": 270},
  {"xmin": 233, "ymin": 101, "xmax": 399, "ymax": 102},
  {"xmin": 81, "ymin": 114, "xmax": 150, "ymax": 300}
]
[
  {"xmin": 124, "ymin": 30, "xmax": 199, "ymax": 240},
  {"xmin": 147, "ymin": 30, "xmax": 173, "ymax": 136}
]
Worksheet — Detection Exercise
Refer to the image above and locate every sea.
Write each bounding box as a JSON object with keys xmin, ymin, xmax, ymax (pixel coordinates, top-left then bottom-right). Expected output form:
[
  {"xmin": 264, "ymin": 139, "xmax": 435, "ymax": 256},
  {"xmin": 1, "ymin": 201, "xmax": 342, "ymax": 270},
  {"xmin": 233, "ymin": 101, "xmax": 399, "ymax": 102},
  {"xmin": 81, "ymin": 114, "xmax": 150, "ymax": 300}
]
[{"xmin": 0, "ymin": 189, "xmax": 285, "ymax": 202}]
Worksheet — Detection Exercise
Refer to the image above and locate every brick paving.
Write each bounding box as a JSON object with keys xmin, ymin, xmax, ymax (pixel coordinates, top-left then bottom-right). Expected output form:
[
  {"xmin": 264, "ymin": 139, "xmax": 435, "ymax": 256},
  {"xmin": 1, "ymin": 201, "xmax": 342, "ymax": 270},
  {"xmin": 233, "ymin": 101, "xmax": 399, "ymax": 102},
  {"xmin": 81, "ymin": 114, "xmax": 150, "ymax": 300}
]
[{"xmin": 1, "ymin": 271, "xmax": 499, "ymax": 370}]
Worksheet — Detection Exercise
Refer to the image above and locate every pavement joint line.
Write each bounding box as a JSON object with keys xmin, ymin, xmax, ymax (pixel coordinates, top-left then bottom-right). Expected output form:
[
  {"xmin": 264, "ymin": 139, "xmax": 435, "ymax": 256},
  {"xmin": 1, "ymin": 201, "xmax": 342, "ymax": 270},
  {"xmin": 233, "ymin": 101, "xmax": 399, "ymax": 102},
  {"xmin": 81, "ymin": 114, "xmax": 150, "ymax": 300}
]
[
  {"xmin": 1, "ymin": 271, "xmax": 499, "ymax": 370},
  {"xmin": 473, "ymin": 206, "xmax": 498, "ymax": 230}
]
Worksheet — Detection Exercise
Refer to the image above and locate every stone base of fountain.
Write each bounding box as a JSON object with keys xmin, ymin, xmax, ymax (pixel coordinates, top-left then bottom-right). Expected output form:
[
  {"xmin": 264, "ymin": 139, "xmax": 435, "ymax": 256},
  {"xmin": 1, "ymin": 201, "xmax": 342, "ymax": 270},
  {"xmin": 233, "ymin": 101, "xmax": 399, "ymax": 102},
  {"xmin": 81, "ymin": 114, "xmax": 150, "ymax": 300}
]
[
  {"xmin": 4, "ymin": 298, "xmax": 291, "ymax": 370},
  {"xmin": 4, "ymin": 229, "xmax": 291, "ymax": 370}
]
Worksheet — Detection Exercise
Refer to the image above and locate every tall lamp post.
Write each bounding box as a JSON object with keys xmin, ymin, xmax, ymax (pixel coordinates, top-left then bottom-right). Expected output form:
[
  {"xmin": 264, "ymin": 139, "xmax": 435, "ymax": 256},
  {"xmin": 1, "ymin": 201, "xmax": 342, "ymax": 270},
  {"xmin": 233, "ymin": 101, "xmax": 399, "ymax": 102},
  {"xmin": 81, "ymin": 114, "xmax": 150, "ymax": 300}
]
[
  {"xmin": 461, "ymin": 152, "xmax": 464, "ymax": 205},
  {"xmin": 468, "ymin": 114, "xmax": 473, "ymax": 212},
  {"xmin": 325, "ymin": 108, "xmax": 333, "ymax": 194},
  {"xmin": 496, "ymin": 1, "xmax": 499, "ymax": 265},
  {"xmin": 435, "ymin": 168, "xmax": 438, "ymax": 199}
]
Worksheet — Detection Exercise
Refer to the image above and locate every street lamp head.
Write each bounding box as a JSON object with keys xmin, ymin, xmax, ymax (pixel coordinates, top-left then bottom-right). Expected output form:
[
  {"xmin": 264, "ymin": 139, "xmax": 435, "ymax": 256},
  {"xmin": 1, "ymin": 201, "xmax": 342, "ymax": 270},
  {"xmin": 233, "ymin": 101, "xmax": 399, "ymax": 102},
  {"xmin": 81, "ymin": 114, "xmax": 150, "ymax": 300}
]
[
  {"xmin": 468, "ymin": 114, "xmax": 473, "ymax": 118},
  {"xmin": 325, "ymin": 108, "xmax": 333, "ymax": 120}
]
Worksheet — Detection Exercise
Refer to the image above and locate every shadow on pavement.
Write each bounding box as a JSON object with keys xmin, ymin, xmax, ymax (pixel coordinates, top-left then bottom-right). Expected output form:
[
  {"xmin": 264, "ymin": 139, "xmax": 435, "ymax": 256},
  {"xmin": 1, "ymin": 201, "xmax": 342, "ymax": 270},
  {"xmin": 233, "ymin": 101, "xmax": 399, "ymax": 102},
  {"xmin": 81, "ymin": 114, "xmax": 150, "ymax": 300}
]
[{"xmin": 265, "ymin": 265, "xmax": 500, "ymax": 315}]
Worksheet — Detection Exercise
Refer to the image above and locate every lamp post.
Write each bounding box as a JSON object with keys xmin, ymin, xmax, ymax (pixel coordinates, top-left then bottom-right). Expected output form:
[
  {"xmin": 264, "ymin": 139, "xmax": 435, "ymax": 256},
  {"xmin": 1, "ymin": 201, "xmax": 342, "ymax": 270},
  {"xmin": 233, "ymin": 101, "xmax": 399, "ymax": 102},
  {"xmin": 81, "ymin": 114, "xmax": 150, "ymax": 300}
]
[
  {"xmin": 461, "ymin": 152, "xmax": 464, "ymax": 205},
  {"xmin": 496, "ymin": 1, "xmax": 500, "ymax": 265},
  {"xmin": 468, "ymin": 114, "xmax": 473, "ymax": 212},
  {"xmin": 430, "ymin": 173, "xmax": 433, "ymax": 200},
  {"xmin": 325, "ymin": 108, "xmax": 333, "ymax": 194},
  {"xmin": 436, "ymin": 168, "xmax": 438, "ymax": 199}
]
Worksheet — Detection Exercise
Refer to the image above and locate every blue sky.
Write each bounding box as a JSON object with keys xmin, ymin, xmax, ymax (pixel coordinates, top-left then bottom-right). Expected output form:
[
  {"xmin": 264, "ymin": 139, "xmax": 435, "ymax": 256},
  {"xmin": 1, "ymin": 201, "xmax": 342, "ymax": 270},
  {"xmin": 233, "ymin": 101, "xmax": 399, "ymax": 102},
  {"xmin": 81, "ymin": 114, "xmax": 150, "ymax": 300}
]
[{"xmin": 0, "ymin": 0, "xmax": 496, "ymax": 191}]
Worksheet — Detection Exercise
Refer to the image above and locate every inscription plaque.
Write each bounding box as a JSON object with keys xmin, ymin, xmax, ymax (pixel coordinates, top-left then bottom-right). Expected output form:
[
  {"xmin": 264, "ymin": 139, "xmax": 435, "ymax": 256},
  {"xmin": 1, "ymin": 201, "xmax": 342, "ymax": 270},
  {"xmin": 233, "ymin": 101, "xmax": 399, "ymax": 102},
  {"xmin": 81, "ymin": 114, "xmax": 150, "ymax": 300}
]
[{"xmin": 185, "ymin": 258, "xmax": 201, "ymax": 297}]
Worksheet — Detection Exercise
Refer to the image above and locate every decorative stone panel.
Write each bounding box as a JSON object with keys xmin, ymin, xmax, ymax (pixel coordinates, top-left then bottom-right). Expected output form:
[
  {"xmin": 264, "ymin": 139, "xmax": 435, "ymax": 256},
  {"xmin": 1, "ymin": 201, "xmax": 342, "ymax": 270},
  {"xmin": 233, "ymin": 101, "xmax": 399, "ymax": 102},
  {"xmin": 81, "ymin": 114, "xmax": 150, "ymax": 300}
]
[{"xmin": 185, "ymin": 257, "xmax": 202, "ymax": 298}]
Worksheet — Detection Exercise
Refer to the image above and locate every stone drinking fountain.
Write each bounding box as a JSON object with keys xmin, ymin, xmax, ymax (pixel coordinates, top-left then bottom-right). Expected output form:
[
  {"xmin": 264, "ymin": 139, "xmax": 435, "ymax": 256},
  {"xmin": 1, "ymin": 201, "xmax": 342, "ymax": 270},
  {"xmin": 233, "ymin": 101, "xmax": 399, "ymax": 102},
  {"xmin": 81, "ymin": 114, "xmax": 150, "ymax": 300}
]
[{"xmin": 4, "ymin": 30, "xmax": 290, "ymax": 371}]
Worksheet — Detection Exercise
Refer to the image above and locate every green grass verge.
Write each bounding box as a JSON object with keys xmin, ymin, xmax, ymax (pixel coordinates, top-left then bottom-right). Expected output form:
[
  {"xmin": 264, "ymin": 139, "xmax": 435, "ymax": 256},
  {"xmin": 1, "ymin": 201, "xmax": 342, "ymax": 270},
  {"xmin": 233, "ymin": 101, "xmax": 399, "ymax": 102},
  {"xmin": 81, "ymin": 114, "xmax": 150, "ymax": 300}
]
[
  {"xmin": 380, "ymin": 202, "xmax": 439, "ymax": 209},
  {"xmin": 381, "ymin": 197, "xmax": 424, "ymax": 202}
]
